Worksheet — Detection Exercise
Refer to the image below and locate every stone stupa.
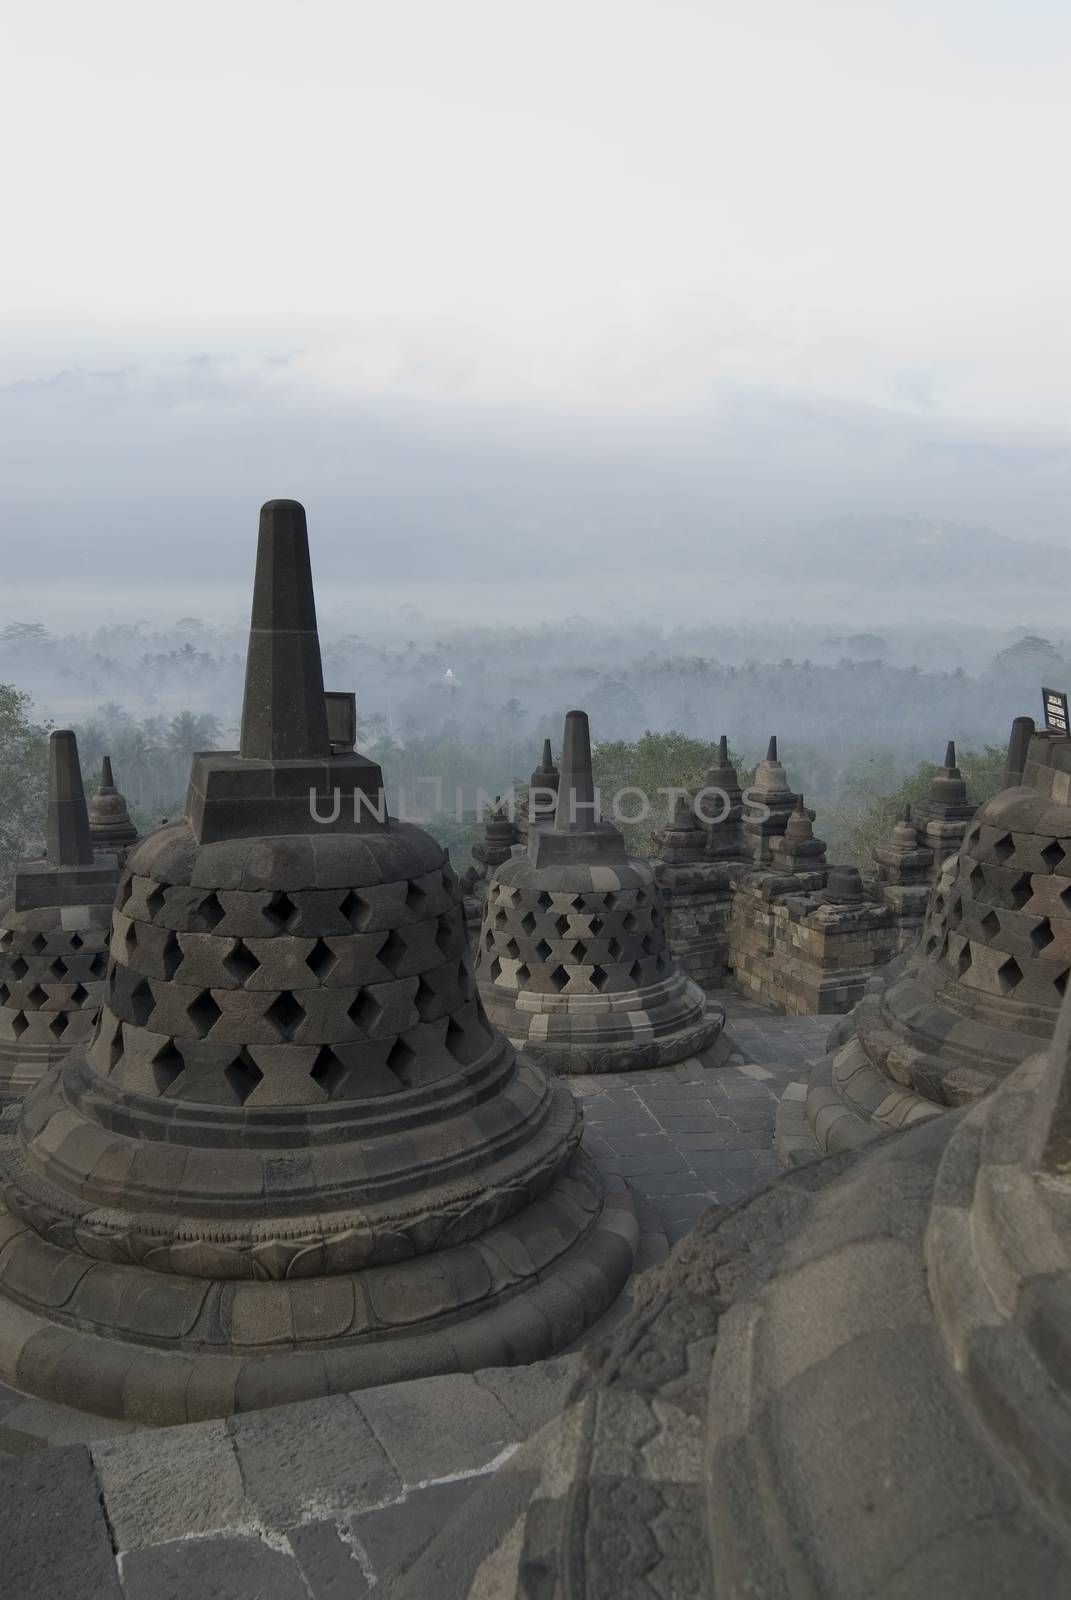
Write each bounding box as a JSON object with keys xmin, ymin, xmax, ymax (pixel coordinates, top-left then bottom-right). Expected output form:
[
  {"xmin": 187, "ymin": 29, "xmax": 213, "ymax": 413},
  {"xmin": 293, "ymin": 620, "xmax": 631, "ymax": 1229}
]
[
  {"xmin": 911, "ymin": 737, "xmax": 976, "ymax": 877},
  {"xmin": 397, "ymin": 947, "xmax": 1071, "ymax": 1600},
  {"xmin": 88, "ymin": 753, "xmax": 139, "ymax": 859},
  {"xmin": 0, "ymin": 731, "xmax": 119, "ymax": 1099},
  {"xmin": 778, "ymin": 714, "xmax": 1071, "ymax": 1162},
  {"xmin": 0, "ymin": 501, "xmax": 634, "ymax": 1424},
  {"xmin": 474, "ymin": 709, "xmax": 722, "ymax": 1073}
]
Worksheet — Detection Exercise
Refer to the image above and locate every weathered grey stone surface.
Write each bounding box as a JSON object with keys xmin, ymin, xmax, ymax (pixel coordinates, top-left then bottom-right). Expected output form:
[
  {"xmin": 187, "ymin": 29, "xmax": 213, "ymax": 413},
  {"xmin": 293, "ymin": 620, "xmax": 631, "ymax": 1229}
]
[
  {"xmin": 650, "ymin": 734, "xmax": 902, "ymax": 1015},
  {"xmin": 780, "ymin": 719, "xmax": 1071, "ymax": 1161},
  {"xmin": 0, "ymin": 503, "xmax": 634, "ymax": 1422},
  {"xmin": 88, "ymin": 754, "xmax": 140, "ymax": 858},
  {"xmin": 476, "ymin": 710, "xmax": 723, "ymax": 1073},
  {"xmin": 0, "ymin": 998, "xmax": 827, "ymax": 1458},
  {"xmin": 460, "ymin": 795, "xmax": 519, "ymax": 935},
  {"xmin": 0, "ymin": 1443, "xmax": 123, "ymax": 1599},
  {"xmin": 0, "ymin": 730, "xmax": 118, "ymax": 1100},
  {"xmin": 0, "ymin": 1357, "xmax": 582, "ymax": 1597},
  {"xmin": 399, "ymin": 980, "xmax": 1071, "ymax": 1599},
  {"xmin": 0, "ymin": 996, "xmax": 843, "ymax": 1595}
]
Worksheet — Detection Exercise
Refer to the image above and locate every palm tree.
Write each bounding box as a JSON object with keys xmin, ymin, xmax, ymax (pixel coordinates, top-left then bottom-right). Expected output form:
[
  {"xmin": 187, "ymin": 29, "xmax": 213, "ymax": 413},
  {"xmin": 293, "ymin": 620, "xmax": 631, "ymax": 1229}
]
[
  {"xmin": 75, "ymin": 721, "xmax": 107, "ymax": 774},
  {"xmin": 166, "ymin": 711, "xmax": 221, "ymax": 765},
  {"xmin": 97, "ymin": 702, "xmax": 131, "ymax": 734},
  {"xmin": 360, "ymin": 711, "xmax": 390, "ymax": 746},
  {"xmin": 113, "ymin": 724, "xmax": 160, "ymax": 805}
]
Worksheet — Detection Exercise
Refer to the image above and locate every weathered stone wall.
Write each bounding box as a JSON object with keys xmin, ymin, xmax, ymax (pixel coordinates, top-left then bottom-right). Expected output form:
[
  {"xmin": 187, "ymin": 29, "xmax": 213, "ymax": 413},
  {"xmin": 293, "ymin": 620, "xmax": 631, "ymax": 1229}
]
[
  {"xmin": 728, "ymin": 872, "xmax": 898, "ymax": 1015},
  {"xmin": 652, "ymin": 864, "xmax": 735, "ymax": 990}
]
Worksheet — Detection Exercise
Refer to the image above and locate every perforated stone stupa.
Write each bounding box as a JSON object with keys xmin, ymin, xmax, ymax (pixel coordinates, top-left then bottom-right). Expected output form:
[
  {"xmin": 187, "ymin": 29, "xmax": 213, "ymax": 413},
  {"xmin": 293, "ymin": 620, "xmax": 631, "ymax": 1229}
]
[
  {"xmin": 778, "ymin": 715, "xmax": 1071, "ymax": 1161},
  {"xmin": 474, "ymin": 710, "xmax": 722, "ymax": 1073},
  {"xmin": 0, "ymin": 731, "xmax": 118, "ymax": 1100},
  {"xmin": 0, "ymin": 501, "xmax": 634, "ymax": 1423}
]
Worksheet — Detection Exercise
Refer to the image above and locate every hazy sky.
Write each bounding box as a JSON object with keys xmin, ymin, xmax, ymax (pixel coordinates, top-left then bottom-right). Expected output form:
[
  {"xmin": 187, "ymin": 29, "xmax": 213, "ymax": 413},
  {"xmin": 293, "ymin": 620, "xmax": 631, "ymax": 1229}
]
[{"xmin": 2, "ymin": 0, "xmax": 1069, "ymax": 623}]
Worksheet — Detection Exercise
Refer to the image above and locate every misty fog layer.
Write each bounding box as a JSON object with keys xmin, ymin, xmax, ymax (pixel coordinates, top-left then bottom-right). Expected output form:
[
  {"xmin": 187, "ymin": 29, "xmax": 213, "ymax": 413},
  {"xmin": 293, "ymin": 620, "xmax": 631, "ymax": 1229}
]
[{"xmin": 3, "ymin": 354, "xmax": 1070, "ymax": 632}]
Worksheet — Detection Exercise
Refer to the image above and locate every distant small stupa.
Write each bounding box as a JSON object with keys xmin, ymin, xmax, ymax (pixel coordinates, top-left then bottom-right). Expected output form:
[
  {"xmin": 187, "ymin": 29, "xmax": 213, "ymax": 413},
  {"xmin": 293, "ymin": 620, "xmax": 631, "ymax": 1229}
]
[{"xmin": 0, "ymin": 730, "xmax": 119, "ymax": 1097}]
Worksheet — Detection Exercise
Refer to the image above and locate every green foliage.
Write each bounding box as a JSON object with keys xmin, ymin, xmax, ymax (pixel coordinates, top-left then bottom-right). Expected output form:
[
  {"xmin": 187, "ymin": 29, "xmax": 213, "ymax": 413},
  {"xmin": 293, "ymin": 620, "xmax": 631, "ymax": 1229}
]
[
  {"xmin": 825, "ymin": 744, "xmax": 1006, "ymax": 869},
  {"xmin": 0, "ymin": 684, "xmax": 50, "ymax": 895},
  {"xmin": 590, "ymin": 731, "xmax": 748, "ymax": 855},
  {"xmin": 70, "ymin": 708, "xmax": 223, "ymax": 824},
  {"xmin": 421, "ymin": 811, "xmax": 485, "ymax": 867}
]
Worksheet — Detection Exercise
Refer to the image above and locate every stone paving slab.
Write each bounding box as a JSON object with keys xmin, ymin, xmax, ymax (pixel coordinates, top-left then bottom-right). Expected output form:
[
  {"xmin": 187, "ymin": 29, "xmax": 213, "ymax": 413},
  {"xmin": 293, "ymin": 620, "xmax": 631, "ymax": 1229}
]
[
  {"xmin": 571, "ymin": 997, "xmax": 832, "ymax": 1248},
  {"xmin": 0, "ymin": 1443, "xmax": 124, "ymax": 1599},
  {"xmin": 0, "ymin": 1356, "xmax": 582, "ymax": 1598}
]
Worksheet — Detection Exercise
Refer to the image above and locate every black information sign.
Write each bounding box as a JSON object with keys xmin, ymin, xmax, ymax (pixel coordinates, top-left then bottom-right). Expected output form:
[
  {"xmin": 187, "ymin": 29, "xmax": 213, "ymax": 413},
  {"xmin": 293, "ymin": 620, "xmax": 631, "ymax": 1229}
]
[{"xmin": 1042, "ymin": 686, "xmax": 1069, "ymax": 735}]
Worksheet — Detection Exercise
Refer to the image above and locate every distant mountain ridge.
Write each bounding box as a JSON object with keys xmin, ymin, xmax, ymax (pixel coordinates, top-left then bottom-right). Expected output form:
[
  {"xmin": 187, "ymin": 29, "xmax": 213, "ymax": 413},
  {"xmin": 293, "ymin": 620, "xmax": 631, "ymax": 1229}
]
[{"xmin": 759, "ymin": 516, "xmax": 1071, "ymax": 586}]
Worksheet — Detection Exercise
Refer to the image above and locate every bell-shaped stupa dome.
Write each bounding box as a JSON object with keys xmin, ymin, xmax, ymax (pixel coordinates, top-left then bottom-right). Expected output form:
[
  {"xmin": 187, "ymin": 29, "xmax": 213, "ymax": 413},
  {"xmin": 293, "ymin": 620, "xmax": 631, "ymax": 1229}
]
[
  {"xmin": 0, "ymin": 730, "xmax": 118, "ymax": 1098},
  {"xmin": 779, "ymin": 715, "xmax": 1071, "ymax": 1161},
  {"xmin": 0, "ymin": 502, "xmax": 634, "ymax": 1423},
  {"xmin": 475, "ymin": 709, "xmax": 722, "ymax": 1073}
]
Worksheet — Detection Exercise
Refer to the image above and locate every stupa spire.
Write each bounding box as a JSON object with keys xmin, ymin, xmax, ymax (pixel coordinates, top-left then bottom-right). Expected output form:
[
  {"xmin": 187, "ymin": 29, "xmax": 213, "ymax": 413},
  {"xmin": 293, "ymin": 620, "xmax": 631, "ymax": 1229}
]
[
  {"xmin": 1005, "ymin": 716, "xmax": 1035, "ymax": 787},
  {"xmin": 555, "ymin": 710, "xmax": 598, "ymax": 833},
  {"xmin": 239, "ymin": 499, "xmax": 330, "ymax": 762},
  {"xmin": 944, "ymin": 740, "xmax": 958, "ymax": 772},
  {"xmin": 46, "ymin": 730, "xmax": 93, "ymax": 867}
]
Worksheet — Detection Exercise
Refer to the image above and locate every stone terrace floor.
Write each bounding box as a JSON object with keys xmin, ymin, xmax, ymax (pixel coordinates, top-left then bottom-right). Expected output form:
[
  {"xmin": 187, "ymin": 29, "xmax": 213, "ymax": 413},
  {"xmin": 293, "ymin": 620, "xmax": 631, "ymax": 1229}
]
[
  {"xmin": 573, "ymin": 993, "xmax": 831, "ymax": 1277},
  {"xmin": 0, "ymin": 993, "xmax": 836, "ymax": 1598}
]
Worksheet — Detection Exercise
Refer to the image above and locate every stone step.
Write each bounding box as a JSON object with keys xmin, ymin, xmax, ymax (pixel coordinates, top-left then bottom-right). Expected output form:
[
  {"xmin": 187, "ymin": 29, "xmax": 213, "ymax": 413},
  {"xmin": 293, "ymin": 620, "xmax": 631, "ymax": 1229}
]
[{"xmin": 0, "ymin": 1354, "xmax": 582, "ymax": 1598}]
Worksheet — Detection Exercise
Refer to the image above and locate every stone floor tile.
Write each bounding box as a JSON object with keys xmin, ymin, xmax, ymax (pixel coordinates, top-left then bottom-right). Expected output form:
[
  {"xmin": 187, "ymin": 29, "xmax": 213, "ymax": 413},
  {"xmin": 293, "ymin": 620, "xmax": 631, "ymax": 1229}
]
[
  {"xmin": 356, "ymin": 1373, "xmax": 516, "ymax": 1484},
  {"xmin": 351, "ymin": 1476, "xmax": 484, "ymax": 1587},
  {"xmin": 287, "ymin": 1517, "xmax": 372, "ymax": 1599},
  {"xmin": 1, "ymin": 1443, "xmax": 123, "ymax": 1600},
  {"xmin": 228, "ymin": 1394, "xmax": 398, "ymax": 1526},
  {"xmin": 473, "ymin": 1355, "xmax": 581, "ymax": 1436},
  {"xmin": 121, "ymin": 1534, "xmax": 308, "ymax": 1600},
  {"xmin": 94, "ymin": 1420, "xmax": 250, "ymax": 1553}
]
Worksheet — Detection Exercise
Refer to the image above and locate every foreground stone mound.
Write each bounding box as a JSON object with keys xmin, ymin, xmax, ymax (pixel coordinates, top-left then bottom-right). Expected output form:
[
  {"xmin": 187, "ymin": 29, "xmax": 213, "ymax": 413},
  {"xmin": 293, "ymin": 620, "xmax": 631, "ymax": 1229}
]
[
  {"xmin": 0, "ymin": 501, "xmax": 634, "ymax": 1424},
  {"xmin": 0, "ymin": 731, "xmax": 119, "ymax": 1100},
  {"xmin": 475, "ymin": 710, "xmax": 722, "ymax": 1073},
  {"xmin": 398, "ymin": 978, "xmax": 1071, "ymax": 1599},
  {"xmin": 778, "ymin": 716, "xmax": 1071, "ymax": 1161}
]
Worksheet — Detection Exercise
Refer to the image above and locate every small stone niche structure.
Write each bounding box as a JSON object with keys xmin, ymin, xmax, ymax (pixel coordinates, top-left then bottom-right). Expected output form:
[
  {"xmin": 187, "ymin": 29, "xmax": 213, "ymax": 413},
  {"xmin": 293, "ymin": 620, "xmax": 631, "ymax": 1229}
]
[
  {"xmin": 650, "ymin": 736, "xmax": 899, "ymax": 1016},
  {"xmin": 778, "ymin": 715, "xmax": 1071, "ymax": 1162},
  {"xmin": 0, "ymin": 731, "xmax": 118, "ymax": 1099},
  {"xmin": 404, "ymin": 960, "xmax": 1071, "ymax": 1599},
  {"xmin": 0, "ymin": 501, "xmax": 634, "ymax": 1424},
  {"xmin": 88, "ymin": 754, "xmax": 139, "ymax": 860},
  {"xmin": 475, "ymin": 710, "xmax": 722, "ymax": 1073}
]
